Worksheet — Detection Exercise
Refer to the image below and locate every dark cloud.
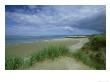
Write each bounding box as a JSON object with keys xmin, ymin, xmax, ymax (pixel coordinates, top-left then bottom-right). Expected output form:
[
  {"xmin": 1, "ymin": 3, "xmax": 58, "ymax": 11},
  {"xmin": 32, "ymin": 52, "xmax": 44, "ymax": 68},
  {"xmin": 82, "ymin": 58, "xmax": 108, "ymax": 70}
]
[
  {"xmin": 71, "ymin": 12, "xmax": 106, "ymax": 32},
  {"xmin": 5, "ymin": 5, "xmax": 106, "ymax": 36}
]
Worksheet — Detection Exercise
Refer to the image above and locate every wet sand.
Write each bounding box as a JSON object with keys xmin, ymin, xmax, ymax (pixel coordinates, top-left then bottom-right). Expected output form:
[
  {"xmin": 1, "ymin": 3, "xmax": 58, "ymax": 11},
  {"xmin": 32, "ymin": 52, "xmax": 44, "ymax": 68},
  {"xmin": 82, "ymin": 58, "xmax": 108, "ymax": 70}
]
[{"xmin": 6, "ymin": 38, "xmax": 81, "ymax": 58}]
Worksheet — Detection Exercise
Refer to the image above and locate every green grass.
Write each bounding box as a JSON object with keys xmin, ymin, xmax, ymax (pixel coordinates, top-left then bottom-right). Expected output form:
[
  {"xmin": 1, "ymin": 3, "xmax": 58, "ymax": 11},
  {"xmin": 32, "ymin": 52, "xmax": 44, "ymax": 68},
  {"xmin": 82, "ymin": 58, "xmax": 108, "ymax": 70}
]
[
  {"xmin": 5, "ymin": 45, "xmax": 69, "ymax": 70},
  {"xmin": 5, "ymin": 57, "xmax": 23, "ymax": 70},
  {"xmin": 71, "ymin": 50, "xmax": 105, "ymax": 69},
  {"xmin": 29, "ymin": 45, "xmax": 69, "ymax": 66},
  {"xmin": 71, "ymin": 33, "xmax": 106, "ymax": 70},
  {"xmin": 5, "ymin": 34, "xmax": 106, "ymax": 70},
  {"xmin": 30, "ymin": 46, "xmax": 69, "ymax": 65}
]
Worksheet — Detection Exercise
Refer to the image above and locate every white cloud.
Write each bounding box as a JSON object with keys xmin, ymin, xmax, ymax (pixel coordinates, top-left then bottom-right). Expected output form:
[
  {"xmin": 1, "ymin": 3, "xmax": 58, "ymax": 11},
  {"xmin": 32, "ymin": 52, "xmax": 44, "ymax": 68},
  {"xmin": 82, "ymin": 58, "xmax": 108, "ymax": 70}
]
[
  {"xmin": 64, "ymin": 26, "xmax": 74, "ymax": 32},
  {"xmin": 6, "ymin": 5, "xmax": 106, "ymax": 35}
]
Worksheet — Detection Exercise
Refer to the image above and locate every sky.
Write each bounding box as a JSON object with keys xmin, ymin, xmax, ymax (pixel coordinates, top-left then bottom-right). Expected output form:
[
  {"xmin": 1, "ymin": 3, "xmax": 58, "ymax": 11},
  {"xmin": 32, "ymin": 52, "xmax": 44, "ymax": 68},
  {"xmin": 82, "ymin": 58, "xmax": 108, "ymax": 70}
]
[{"xmin": 5, "ymin": 5, "xmax": 106, "ymax": 36}]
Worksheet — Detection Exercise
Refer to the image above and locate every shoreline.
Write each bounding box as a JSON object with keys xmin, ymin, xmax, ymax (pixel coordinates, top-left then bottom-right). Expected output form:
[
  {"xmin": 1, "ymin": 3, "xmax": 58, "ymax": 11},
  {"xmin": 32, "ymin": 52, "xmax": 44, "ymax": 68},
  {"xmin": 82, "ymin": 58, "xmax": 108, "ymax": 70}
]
[
  {"xmin": 6, "ymin": 37, "xmax": 91, "ymax": 70},
  {"xmin": 6, "ymin": 37, "xmax": 81, "ymax": 46},
  {"xmin": 6, "ymin": 37, "xmax": 88, "ymax": 58},
  {"xmin": 6, "ymin": 37, "xmax": 64, "ymax": 45}
]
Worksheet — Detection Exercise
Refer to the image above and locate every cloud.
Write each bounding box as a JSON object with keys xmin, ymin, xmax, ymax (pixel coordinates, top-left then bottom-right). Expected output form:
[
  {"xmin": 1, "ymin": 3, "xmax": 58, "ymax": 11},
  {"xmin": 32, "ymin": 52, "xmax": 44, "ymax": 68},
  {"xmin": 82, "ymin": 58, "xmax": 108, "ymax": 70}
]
[
  {"xmin": 75, "ymin": 12, "xmax": 106, "ymax": 32},
  {"xmin": 64, "ymin": 26, "xmax": 74, "ymax": 32},
  {"xmin": 5, "ymin": 5, "xmax": 106, "ymax": 36}
]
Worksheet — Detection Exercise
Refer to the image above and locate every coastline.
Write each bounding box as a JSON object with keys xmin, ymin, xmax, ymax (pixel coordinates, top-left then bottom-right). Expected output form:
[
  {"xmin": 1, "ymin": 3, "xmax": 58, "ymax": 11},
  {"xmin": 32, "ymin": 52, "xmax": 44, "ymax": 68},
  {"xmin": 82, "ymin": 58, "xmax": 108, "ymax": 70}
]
[
  {"xmin": 6, "ymin": 37, "xmax": 79, "ymax": 46},
  {"xmin": 6, "ymin": 37, "xmax": 91, "ymax": 70},
  {"xmin": 6, "ymin": 38, "xmax": 88, "ymax": 58}
]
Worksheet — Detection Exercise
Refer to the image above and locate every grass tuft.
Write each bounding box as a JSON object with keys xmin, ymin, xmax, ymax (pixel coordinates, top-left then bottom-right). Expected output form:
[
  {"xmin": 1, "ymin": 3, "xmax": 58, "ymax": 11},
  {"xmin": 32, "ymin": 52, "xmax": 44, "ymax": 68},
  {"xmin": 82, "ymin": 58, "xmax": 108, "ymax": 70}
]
[
  {"xmin": 29, "ymin": 45, "xmax": 69, "ymax": 66},
  {"xmin": 5, "ymin": 57, "xmax": 23, "ymax": 70},
  {"xmin": 5, "ymin": 45, "xmax": 69, "ymax": 69}
]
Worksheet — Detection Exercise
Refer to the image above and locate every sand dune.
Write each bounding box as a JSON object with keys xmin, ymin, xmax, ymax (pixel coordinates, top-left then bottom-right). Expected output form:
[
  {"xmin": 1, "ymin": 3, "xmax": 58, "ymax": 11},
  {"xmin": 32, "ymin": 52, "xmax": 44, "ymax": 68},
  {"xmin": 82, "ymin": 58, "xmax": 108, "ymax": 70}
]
[{"xmin": 27, "ymin": 38, "xmax": 93, "ymax": 70}]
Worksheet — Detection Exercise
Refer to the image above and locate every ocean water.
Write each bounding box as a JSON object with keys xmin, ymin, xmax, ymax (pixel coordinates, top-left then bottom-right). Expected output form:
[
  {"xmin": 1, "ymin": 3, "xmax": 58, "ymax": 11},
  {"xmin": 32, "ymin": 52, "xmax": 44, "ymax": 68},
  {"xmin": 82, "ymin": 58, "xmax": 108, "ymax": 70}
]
[{"xmin": 5, "ymin": 35, "xmax": 66, "ymax": 45}]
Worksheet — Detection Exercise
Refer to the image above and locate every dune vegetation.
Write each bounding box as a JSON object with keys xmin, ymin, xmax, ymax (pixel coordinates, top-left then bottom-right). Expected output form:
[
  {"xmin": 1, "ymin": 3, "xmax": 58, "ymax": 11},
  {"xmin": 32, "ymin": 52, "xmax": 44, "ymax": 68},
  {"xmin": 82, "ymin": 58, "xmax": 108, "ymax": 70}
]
[
  {"xmin": 71, "ymin": 33, "xmax": 106, "ymax": 69},
  {"xmin": 5, "ymin": 33, "xmax": 106, "ymax": 70},
  {"xmin": 5, "ymin": 45, "xmax": 69, "ymax": 70},
  {"xmin": 5, "ymin": 56, "xmax": 23, "ymax": 70}
]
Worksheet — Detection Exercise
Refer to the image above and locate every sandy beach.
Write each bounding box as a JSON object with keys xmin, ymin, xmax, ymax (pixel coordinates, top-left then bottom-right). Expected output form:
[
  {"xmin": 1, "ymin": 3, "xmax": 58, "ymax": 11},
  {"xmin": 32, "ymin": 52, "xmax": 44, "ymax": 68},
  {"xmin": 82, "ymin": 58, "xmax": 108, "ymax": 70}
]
[
  {"xmin": 6, "ymin": 38, "xmax": 84, "ymax": 58},
  {"xmin": 5, "ymin": 37, "xmax": 93, "ymax": 70},
  {"xmin": 5, "ymin": 5, "xmax": 106, "ymax": 70}
]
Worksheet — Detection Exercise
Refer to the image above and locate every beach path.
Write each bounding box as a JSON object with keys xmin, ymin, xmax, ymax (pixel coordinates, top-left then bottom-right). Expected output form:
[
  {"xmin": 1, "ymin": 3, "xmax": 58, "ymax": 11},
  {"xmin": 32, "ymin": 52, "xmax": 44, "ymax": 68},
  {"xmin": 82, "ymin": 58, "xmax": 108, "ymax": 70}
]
[
  {"xmin": 69, "ymin": 38, "xmax": 89, "ymax": 52},
  {"xmin": 27, "ymin": 38, "xmax": 94, "ymax": 70},
  {"xmin": 27, "ymin": 56, "xmax": 93, "ymax": 70}
]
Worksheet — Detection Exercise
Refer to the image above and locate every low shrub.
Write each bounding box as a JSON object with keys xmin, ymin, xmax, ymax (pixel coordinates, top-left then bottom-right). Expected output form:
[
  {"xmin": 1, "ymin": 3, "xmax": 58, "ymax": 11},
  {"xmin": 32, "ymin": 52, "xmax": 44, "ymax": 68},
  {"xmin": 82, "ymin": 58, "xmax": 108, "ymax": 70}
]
[{"xmin": 89, "ymin": 33, "xmax": 106, "ymax": 51}]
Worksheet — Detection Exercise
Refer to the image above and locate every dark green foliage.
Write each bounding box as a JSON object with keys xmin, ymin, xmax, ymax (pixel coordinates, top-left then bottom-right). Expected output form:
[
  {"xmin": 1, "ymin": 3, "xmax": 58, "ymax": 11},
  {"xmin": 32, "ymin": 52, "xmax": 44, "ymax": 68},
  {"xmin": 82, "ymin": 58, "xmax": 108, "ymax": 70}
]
[
  {"xmin": 72, "ymin": 33, "xmax": 106, "ymax": 70},
  {"xmin": 82, "ymin": 33, "xmax": 106, "ymax": 51},
  {"xmin": 89, "ymin": 48, "xmax": 106, "ymax": 69},
  {"xmin": 89, "ymin": 33, "xmax": 106, "ymax": 51},
  {"xmin": 5, "ymin": 57, "xmax": 23, "ymax": 70}
]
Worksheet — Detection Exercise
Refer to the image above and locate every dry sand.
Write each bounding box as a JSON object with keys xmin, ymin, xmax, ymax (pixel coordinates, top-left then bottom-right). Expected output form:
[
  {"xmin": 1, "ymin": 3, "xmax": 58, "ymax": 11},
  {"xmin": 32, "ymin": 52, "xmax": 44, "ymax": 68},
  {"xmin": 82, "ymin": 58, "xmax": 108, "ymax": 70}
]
[
  {"xmin": 6, "ymin": 37, "xmax": 94, "ymax": 70},
  {"xmin": 6, "ymin": 38, "xmax": 80, "ymax": 58},
  {"xmin": 28, "ymin": 56, "xmax": 93, "ymax": 70},
  {"xmin": 27, "ymin": 38, "xmax": 93, "ymax": 70}
]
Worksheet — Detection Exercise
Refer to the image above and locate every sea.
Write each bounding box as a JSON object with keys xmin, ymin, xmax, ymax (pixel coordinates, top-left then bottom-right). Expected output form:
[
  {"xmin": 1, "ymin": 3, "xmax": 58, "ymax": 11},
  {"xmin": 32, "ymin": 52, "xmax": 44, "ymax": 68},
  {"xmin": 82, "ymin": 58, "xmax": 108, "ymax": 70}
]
[{"xmin": 5, "ymin": 35, "xmax": 67, "ymax": 45}]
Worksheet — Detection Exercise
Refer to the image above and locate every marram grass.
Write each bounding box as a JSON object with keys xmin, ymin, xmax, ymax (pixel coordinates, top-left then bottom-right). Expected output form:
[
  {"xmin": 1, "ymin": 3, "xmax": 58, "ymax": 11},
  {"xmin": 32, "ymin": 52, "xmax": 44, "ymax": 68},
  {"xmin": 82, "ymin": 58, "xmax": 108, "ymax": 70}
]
[
  {"xmin": 29, "ymin": 45, "xmax": 69, "ymax": 65},
  {"xmin": 5, "ymin": 57, "xmax": 23, "ymax": 70},
  {"xmin": 5, "ymin": 45, "xmax": 69, "ymax": 70},
  {"xmin": 5, "ymin": 33, "xmax": 106, "ymax": 70}
]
